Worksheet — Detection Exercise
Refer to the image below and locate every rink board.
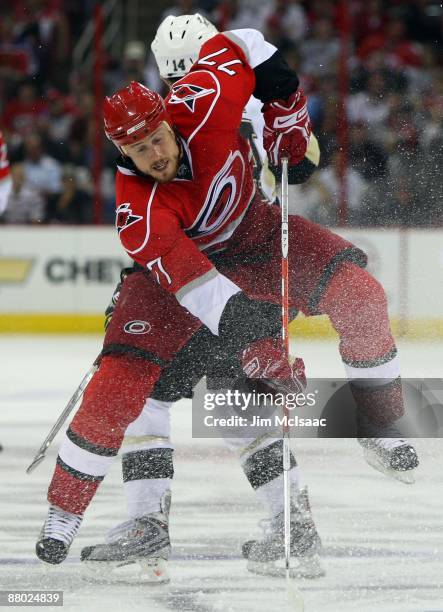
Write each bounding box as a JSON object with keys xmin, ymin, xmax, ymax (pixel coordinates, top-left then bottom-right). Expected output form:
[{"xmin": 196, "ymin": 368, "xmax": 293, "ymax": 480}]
[{"xmin": 0, "ymin": 226, "xmax": 442, "ymax": 338}]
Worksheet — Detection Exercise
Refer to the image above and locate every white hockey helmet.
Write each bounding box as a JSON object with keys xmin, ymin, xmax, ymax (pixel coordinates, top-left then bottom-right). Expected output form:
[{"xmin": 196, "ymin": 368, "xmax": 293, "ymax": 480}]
[{"xmin": 151, "ymin": 13, "xmax": 218, "ymax": 80}]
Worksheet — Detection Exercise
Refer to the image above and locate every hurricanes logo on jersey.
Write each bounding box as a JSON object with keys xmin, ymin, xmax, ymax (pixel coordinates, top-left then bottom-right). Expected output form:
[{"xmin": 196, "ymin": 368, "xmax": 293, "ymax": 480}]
[
  {"xmin": 186, "ymin": 150, "xmax": 245, "ymax": 238},
  {"xmin": 116, "ymin": 203, "xmax": 142, "ymax": 234},
  {"xmin": 169, "ymin": 83, "xmax": 216, "ymax": 112}
]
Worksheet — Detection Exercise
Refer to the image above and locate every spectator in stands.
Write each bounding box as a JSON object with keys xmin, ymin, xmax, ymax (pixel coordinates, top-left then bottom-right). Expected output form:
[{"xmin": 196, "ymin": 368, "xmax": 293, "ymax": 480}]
[
  {"xmin": 299, "ymin": 17, "xmax": 339, "ymax": 77},
  {"xmin": 1, "ymin": 1, "xmax": 439, "ymax": 228},
  {"xmin": 62, "ymin": 91, "xmax": 94, "ymax": 168},
  {"xmin": 213, "ymin": 0, "xmax": 261, "ymax": 32},
  {"xmin": 293, "ymin": 150, "xmax": 369, "ymax": 226},
  {"xmin": 13, "ymin": 0, "xmax": 71, "ymax": 90},
  {"xmin": 383, "ymin": 175, "xmax": 416, "ymax": 227},
  {"xmin": 1, "ymin": 163, "xmax": 44, "ymax": 224},
  {"xmin": 22, "ymin": 132, "xmax": 62, "ymax": 221},
  {"xmin": 47, "ymin": 164, "xmax": 92, "ymax": 224},
  {"xmin": 347, "ymin": 70, "xmax": 390, "ymax": 138},
  {"xmin": 42, "ymin": 88, "xmax": 77, "ymax": 160},
  {"xmin": 1, "ymin": 81, "xmax": 47, "ymax": 143},
  {"xmin": 106, "ymin": 41, "xmax": 148, "ymax": 94},
  {"xmin": 357, "ymin": 15, "xmax": 424, "ymax": 74},
  {"xmin": 350, "ymin": 48, "xmax": 408, "ymax": 99},
  {"xmin": 315, "ymin": 90, "xmax": 339, "ymax": 165},
  {"xmin": 419, "ymin": 134, "xmax": 443, "ymax": 226},
  {"xmin": 0, "ymin": 12, "xmax": 38, "ymax": 88},
  {"xmin": 348, "ymin": 121, "xmax": 387, "ymax": 182},
  {"xmin": 255, "ymin": 0, "xmax": 307, "ymax": 49},
  {"xmin": 162, "ymin": 0, "xmax": 202, "ymax": 21},
  {"xmin": 353, "ymin": 0, "xmax": 386, "ymax": 45},
  {"xmin": 385, "ymin": 106, "xmax": 425, "ymax": 214},
  {"xmin": 421, "ymin": 79, "xmax": 443, "ymax": 150},
  {"xmin": 404, "ymin": 0, "xmax": 443, "ymax": 45},
  {"xmin": 304, "ymin": 0, "xmax": 337, "ymax": 28}
]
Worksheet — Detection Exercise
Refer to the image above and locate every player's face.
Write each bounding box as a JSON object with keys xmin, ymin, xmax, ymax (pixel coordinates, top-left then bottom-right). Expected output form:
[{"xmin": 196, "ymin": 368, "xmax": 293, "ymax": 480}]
[{"xmin": 122, "ymin": 123, "xmax": 180, "ymax": 183}]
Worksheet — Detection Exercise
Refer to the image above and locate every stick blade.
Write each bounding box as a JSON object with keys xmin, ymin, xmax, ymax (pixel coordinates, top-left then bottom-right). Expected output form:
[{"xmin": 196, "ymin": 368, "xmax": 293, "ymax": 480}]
[{"xmin": 26, "ymin": 453, "xmax": 46, "ymax": 474}]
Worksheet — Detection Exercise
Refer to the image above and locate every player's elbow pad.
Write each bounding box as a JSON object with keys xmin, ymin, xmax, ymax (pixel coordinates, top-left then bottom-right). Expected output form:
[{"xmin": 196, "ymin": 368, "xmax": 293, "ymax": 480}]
[
  {"xmin": 270, "ymin": 133, "xmax": 321, "ymax": 185},
  {"xmin": 218, "ymin": 292, "xmax": 282, "ymax": 353}
]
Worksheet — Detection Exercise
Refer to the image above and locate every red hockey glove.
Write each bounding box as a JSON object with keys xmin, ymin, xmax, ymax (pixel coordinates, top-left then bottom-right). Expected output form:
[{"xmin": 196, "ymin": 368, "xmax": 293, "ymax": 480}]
[
  {"xmin": 263, "ymin": 89, "xmax": 311, "ymax": 167},
  {"xmin": 241, "ymin": 337, "xmax": 306, "ymax": 396}
]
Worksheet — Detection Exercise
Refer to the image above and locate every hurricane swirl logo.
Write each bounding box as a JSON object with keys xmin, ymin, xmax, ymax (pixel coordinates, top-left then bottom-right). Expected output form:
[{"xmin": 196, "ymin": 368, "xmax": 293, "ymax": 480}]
[
  {"xmin": 124, "ymin": 320, "xmax": 151, "ymax": 334},
  {"xmin": 186, "ymin": 151, "xmax": 245, "ymax": 238}
]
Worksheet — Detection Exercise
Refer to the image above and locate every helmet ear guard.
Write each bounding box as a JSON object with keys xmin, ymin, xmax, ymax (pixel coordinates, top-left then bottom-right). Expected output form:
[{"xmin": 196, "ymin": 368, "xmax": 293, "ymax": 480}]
[
  {"xmin": 103, "ymin": 81, "xmax": 172, "ymax": 147},
  {"xmin": 151, "ymin": 13, "xmax": 218, "ymax": 79}
]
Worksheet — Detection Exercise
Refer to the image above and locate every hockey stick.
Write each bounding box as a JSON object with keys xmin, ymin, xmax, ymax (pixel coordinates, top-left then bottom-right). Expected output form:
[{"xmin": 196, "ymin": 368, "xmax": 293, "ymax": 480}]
[
  {"xmin": 26, "ymin": 357, "xmax": 100, "ymax": 474},
  {"xmin": 281, "ymin": 158, "xmax": 305, "ymax": 610},
  {"xmin": 281, "ymin": 157, "xmax": 291, "ymax": 576}
]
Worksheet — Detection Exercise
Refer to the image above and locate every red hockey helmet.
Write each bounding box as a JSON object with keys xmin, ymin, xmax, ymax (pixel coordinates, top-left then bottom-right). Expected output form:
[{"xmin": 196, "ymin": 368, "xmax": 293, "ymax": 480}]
[{"xmin": 103, "ymin": 81, "xmax": 171, "ymax": 147}]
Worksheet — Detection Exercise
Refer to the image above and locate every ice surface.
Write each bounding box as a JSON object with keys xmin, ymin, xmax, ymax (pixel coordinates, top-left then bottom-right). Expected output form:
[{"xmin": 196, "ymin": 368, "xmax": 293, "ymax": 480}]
[{"xmin": 0, "ymin": 336, "xmax": 442, "ymax": 611}]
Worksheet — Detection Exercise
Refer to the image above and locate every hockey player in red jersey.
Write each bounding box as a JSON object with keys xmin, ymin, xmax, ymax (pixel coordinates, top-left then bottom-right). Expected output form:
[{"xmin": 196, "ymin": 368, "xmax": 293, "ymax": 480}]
[
  {"xmin": 36, "ymin": 26, "xmax": 418, "ymax": 568},
  {"xmin": 0, "ymin": 130, "xmax": 12, "ymax": 217},
  {"xmin": 78, "ymin": 16, "xmax": 323, "ymax": 583},
  {"xmin": 0, "ymin": 130, "xmax": 11, "ymax": 454}
]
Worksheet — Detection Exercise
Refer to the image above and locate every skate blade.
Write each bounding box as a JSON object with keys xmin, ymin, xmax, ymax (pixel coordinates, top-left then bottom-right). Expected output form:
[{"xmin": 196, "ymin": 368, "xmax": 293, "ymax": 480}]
[
  {"xmin": 82, "ymin": 557, "xmax": 170, "ymax": 584},
  {"xmin": 247, "ymin": 555, "xmax": 325, "ymax": 579},
  {"xmin": 363, "ymin": 450, "xmax": 416, "ymax": 484}
]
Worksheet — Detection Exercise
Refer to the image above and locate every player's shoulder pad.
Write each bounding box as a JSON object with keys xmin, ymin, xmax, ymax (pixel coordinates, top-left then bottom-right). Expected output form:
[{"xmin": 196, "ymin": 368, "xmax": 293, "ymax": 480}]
[
  {"xmin": 166, "ymin": 33, "xmax": 255, "ymax": 140},
  {"xmin": 166, "ymin": 70, "xmax": 222, "ymax": 141},
  {"xmin": 196, "ymin": 31, "xmax": 250, "ymax": 70},
  {"xmin": 222, "ymin": 29, "xmax": 275, "ymax": 69}
]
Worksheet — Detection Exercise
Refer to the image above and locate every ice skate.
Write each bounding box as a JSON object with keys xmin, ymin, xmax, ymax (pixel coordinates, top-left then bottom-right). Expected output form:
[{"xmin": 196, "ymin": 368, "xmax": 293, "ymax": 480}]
[
  {"xmin": 358, "ymin": 437, "xmax": 419, "ymax": 484},
  {"xmin": 80, "ymin": 491, "xmax": 171, "ymax": 583},
  {"xmin": 242, "ymin": 487, "xmax": 324, "ymax": 579},
  {"xmin": 36, "ymin": 505, "xmax": 83, "ymax": 564}
]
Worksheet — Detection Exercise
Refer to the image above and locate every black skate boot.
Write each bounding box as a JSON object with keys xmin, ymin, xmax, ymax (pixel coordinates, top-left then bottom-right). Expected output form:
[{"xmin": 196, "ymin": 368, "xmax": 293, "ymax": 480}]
[
  {"xmin": 242, "ymin": 487, "xmax": 324, "ymax": 578},
  {"xmin": 36, "ymin": 505, "xmax": 83, "ymax": 564},
  {"xmin": 357, "ymin": 412, "xmax": 419, "ymax": 483},
  {"xmin": 358, "ymin": 437, "xmax": 419, "ymax": 484},
  {"xmin": 81, "ymin": 490, "xmax": 171, "ymax": 583}
]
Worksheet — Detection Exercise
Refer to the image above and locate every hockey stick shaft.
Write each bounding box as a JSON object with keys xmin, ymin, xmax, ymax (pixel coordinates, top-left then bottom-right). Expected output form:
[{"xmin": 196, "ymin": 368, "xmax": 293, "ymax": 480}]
[
  {"xmin": 26, "ymin": 357, "xmax": 100, "ymax": 474},
  {"xmin": 281, "ymin": 158, "xmax": 291, "ymax": 577}
]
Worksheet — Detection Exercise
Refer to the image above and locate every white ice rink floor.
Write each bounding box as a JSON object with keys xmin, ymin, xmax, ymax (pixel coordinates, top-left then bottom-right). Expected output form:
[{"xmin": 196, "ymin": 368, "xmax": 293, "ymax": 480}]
[{"xmin": 0, "ymin": 335, "xmax": 442, "ymax": 612}]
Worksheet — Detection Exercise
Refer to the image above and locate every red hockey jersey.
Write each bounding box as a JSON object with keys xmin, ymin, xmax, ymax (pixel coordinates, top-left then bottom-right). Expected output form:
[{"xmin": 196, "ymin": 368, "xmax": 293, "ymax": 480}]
[
  {"xmin": 115, "ymin": 30, "xmax": 278, "ymax": 334},
  {"xmin": 0, "ymin": 131, "xmax": 10, "ymax": 181},
  {"xmin": 0, "ymin": 130, "xmax": 12, "ymax": 216}
]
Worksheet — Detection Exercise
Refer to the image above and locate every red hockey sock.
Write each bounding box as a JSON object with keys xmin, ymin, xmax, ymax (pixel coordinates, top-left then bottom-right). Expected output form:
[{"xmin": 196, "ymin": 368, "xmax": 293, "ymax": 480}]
[
  {"xmin": 318, "ymin": 261, "xmax": 395, "ymax": 364},
  {"xmin": 318, "ymin": 262, "xmax": 403, "ymax": 425},
  {"xmin": 48, "ymin": 355, "xmax": 161, "ymax": 514}
]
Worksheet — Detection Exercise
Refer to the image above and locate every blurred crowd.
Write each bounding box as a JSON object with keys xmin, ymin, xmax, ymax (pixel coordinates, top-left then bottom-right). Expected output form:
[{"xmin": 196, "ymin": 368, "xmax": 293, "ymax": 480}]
[{"xmin": 0, "ymin": 0, "xmax": 441, "ymax": 226}]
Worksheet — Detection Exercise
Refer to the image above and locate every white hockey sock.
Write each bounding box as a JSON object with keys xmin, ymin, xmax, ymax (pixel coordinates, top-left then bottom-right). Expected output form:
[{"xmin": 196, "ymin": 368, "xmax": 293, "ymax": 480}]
[
  {"xmin": 122, "ymin": 398, "xmax": 173, "ymax": 518},
  {"xmin": 254, "ymin": 467, "xmax": 301, "ymax": 518},
  {"xmin": 123, "ymin": 478, "xmax": 172, "ymax": 518},
  {"xmin": 234, "ymin": 437, "xmax": 301, "ymax": 519}
]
